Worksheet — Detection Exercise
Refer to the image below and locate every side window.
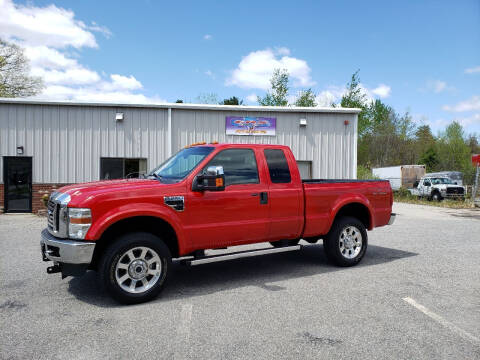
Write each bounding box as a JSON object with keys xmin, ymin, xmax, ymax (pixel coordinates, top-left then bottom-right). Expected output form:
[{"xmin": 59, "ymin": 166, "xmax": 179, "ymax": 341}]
[
  {"xmin": 264, "ymin": 149, "xmax": 291, "ymax": 183},
  {"xmin": 204, "ymin": 149, "xmax": 259, "ymax": 186}
]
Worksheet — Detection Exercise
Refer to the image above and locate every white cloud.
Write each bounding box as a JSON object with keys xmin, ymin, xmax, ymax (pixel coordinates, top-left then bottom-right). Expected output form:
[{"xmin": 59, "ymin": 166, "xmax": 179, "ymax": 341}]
[
  {"xmin": 465, "ymin": 66, "xmax": 480, "ymax": 74},
  {"xmin": 31, "ymin": 67, "xmax": 100, "ymax": 85},
  {"xmin": 203, "ymin": 34, "xmax": 212, "ymax": 40},
  {"xmin": 315, "ymin": 90, "xmax": 338, "ymax": 107},
  {"xmin": 453, "ymin": 113, "xmax": 480, "ymax": 127},
  {"xmin": 226, "ymin": 47, "xmax": 315, "ymax": 90},
  {"xmin": 443, "ymin": 96, "xmax": 480, "ymax": 112},
  {"xmin": 371, "ymin": 84, "xmax": 391, "ymax": 98},
  {"xmin": 108, "ymin": 74, "xmax": 143, "ymax": 90},
  {"xmin": 204, "ymin": 70, "xmax": 214, "ymax": 78},
  {"xmin": 0, "ymin": 0, "xmax": 164, "ymax": 103},
  {"xmin": 432, "ymin": 80, "xmax": 447, "ymax": 93},
  {"xmin": 0, "ymin": 0, "xmax": 104, "ymax": 49},
  {"xmin": 423, "ymin": 80, "xmax": 455, "ymax": 94},
  {"xmin": 246, "ymin": 93, "xmax": 258, "ymax": 103}
]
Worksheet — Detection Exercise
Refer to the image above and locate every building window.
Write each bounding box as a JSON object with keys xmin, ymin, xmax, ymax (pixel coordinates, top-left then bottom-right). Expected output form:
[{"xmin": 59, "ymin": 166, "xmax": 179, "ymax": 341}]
[
  {"xmin": 264, "ymin": 149, "xmax": 291, "ymax": 183},
  {"xmin": 100, "ymin": 158, "xmax": 147, "ymax": 180}
]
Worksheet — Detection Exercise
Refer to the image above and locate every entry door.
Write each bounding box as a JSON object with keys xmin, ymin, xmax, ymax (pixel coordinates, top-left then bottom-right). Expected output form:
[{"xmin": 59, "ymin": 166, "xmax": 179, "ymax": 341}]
[{"xmin": 3, "ymin": 157, "xmax": 32, "ymax": 213}]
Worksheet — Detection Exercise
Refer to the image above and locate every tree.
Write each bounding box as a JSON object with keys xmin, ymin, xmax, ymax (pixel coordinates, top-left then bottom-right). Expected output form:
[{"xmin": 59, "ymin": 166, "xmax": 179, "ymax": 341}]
[
  {"xmin": 195, "ymin": 93, "xmax": 219, "ymax": 104},
  {"xmin": 221, "ymin": 96, "xmax": 243, "ymax": 105},
  {"xmin": 340, "ymin": 70, "xmax": 369, "ymax": 137},
  {"xmin": 258, "ymin": 69, "xmax": 289, "ymax": 106},
  {"xmin": 294, "ymin": 89, "xmax": 317, "ymax": 107},
  {"xmin": 436, "ymin": 122, "xmax": 472, "ymax": 181},
  {"xmin": 0, "ymin": 39, "xmax": 43, "ymax": 97},
  {"xmin": 175, "ymin": 99, "xmax": 184, "ymax": 103},
  {"xmin": 419, "ymin": 147, "xmax": 438, "ymax": 171}
]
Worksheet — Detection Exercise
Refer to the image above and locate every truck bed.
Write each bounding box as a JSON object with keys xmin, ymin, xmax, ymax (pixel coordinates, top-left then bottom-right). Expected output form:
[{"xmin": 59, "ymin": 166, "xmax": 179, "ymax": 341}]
[
  {"xmin": 302, "ymin": 179, "xmax": 390, "ymax": 183},
  {"xmin": 301, "ymin": 178, "xmax": 393, "ymax": 237}
]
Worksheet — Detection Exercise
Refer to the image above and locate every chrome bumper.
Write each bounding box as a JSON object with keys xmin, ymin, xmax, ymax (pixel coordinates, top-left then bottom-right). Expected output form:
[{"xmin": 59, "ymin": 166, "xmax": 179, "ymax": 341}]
[
  {"xmin": 40, "ymin": 228, "xmax": 95, "ymax": 264},
  {"xmin": 388, "ymin": 213, "xmax": 396, "ymax": 225}
]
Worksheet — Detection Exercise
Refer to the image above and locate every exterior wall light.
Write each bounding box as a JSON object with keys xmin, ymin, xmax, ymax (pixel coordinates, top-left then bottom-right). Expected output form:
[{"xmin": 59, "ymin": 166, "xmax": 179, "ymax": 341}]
[
  {"xmin": 299, "ymin": 118, "xmax": 307, "ymax": 127},
  {"xmin": 16, "ymin": 146, "xmax": 24, "ymax": 155},
  {"xmin": 115, "ymin": 112, "xmax": 124, "ymax": 122}
]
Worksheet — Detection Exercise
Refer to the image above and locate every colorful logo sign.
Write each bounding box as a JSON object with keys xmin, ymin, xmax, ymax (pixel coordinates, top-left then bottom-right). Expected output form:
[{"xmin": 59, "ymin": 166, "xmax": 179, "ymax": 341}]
[{"xmin": 225, "ymin": 116, "xmax": 276, "ymax": 136}]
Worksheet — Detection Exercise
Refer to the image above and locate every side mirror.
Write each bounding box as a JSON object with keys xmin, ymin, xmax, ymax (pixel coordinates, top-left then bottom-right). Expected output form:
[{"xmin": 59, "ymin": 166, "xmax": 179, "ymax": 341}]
[
  {"xmin": 192, "ymin": 166, "xmax": 225, "ymax": 192},
  {"xmin": 424, "ymin": 182, "xmax": 431, "ymax": 187}
]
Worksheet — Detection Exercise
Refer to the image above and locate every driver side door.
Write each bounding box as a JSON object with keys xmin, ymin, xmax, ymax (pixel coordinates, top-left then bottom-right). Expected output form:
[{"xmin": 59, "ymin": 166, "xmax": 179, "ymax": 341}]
[{"xmin": 185, "ymin": 148, "xmax": 269, "ymax": 251}]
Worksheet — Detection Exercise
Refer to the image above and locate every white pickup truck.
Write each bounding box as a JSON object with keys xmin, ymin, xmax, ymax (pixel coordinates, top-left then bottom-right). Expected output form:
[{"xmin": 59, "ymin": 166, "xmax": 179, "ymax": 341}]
[{"xmin": 409, "ymin": 176, "xmax": 465, "ymax": 201}]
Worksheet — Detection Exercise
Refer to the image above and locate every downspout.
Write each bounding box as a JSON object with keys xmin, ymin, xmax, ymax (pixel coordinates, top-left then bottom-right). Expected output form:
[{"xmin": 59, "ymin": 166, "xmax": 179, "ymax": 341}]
[
  {"xmin": 353, "ymin": 113, "xmax": 358, "ymax": 179},
  {"xmin": 167, "ymin": 107, "xmax": 172, "ymax": 157}
]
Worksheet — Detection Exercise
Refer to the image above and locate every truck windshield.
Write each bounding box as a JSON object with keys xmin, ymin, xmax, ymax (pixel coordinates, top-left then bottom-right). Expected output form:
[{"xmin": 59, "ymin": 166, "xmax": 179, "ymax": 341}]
[
  {"xmin": 430, "ymin": 177, "xmax": 453, "ymax": 185},
  {"xmin": 149, "ymin": 146, "xmax": 214, "ymax": 183}
]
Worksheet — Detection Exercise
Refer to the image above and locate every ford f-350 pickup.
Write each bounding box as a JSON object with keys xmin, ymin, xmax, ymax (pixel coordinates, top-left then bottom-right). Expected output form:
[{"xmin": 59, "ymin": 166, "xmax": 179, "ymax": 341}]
[{"xmin": 41, "ymin": 143, "xmax": 395, "ymax": 304}]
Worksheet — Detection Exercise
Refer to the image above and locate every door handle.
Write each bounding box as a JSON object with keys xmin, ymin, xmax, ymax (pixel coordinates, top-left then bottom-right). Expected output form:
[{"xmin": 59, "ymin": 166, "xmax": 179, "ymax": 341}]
[
  {"xmin": 260, "ymin": 192, "xmax": 268, "ymax": 205},
  {"xmin": 251, "ymin": 193, "xmax": 259, "ymax": 196}
]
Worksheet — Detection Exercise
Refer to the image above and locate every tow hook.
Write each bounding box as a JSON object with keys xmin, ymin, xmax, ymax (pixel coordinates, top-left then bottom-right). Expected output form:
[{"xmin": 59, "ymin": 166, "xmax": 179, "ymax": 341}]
[{"xmin": 47, "ymin": 264, "xmax": 61, "ymax": 274}]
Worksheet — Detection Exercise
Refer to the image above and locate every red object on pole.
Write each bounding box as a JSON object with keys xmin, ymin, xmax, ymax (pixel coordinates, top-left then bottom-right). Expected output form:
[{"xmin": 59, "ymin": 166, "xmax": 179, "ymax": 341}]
[{"xmin": 472, "ymin": 154, "xmax": 480, "ymax": 165}]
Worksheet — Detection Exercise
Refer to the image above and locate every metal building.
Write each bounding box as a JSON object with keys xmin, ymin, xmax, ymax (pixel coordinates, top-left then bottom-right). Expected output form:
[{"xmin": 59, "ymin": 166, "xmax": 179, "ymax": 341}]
[{"xmin": 0, "ymin": 99, "xmax": 359, "ymax": 213}]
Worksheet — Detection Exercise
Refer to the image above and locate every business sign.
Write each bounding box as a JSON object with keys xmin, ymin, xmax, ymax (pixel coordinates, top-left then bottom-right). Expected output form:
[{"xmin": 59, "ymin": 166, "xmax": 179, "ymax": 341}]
[{"xmin": 225, "ymin": 116, "xmax": 276, "ymax": 136}]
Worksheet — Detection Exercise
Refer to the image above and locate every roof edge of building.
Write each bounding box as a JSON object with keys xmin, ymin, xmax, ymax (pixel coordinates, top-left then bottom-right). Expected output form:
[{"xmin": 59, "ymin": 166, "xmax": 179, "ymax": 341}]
[{"xmin": 0, "ymin": 98, "xmax": 362, "ymax": 114}]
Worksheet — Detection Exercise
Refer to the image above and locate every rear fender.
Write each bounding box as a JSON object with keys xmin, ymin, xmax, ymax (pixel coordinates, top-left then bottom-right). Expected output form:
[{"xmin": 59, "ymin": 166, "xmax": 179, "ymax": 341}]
[{"xmin": 328, "ymin": 194, "xmax": 374, "ymax": 231}]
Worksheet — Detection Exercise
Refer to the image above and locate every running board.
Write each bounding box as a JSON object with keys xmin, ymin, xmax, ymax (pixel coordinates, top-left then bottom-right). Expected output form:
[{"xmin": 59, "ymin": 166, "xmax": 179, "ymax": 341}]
[{"xmin": 185, "ymin": 245, "xmax": 301, "ymax": 266}]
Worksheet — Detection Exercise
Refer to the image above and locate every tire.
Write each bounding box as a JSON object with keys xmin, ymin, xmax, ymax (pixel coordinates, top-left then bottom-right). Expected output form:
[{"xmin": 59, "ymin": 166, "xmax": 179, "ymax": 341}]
[
  {"xmin": 99, "ymin": 232, "xmax": 172, "ymax": 305},
  {"xmin": 270, "ymin": 239, "xmax": 300, "ymax": 248},
  {"xmin": 323, "ymin": 216, "xmax": 368, "ymax": 267},
  {"xmin": 432, "ymin": 192, "xmax": 442, "ymax": 202}
]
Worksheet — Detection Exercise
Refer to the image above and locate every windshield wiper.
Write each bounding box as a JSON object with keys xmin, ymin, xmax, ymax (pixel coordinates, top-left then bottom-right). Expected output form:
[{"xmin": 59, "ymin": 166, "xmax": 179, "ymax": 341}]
[{"xmin": 148, "ymin": 173, "xmax": 163, "ymax": 182}]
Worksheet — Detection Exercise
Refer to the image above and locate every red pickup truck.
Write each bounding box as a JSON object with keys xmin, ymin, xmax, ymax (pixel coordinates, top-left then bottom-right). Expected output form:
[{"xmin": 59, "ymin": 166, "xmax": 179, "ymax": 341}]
[{"xmin": 41, "ymin": 143, "xmax": 395, "ymax": 304}]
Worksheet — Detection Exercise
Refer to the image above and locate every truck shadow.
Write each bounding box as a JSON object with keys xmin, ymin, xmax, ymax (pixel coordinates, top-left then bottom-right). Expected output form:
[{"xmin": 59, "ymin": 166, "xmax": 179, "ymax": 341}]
[{"xmin": 67, "ymin": 243, "xmax": 417, "ymax": 308}]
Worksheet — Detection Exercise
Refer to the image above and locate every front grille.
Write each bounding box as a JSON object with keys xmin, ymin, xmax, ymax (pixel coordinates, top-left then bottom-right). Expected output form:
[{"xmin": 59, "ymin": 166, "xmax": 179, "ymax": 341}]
[
  {"xmin": 47, "ymin": 200, "xmax": 58, "ymax": 231},
  {"xmin": 447, "ymin": 188, "xmax": 464, "ymax": 195}
]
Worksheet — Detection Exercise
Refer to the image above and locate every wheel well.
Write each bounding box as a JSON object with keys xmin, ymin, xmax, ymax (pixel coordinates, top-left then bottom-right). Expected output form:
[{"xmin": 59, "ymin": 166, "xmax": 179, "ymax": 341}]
[
  {"xmin": 334, "ymin": 203, "xmax": 371, "ymax": 230},
  {"xmin": 90, "ymin": 216, "xmax": 179, "ymax": 269}
]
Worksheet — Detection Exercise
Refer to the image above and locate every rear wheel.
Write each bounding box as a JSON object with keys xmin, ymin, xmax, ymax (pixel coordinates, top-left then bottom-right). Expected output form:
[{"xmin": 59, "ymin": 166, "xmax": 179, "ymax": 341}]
[
  {"xmin": 99, "ymin": 232, "xmax": 171, "ymax": 304},
  {"xmin": 324, "ymin": 216, "xmax": 367, "ymax": 267},
  {"xmin": 270, "ymin": 239, "xmax": 300, "ymax": 248}
]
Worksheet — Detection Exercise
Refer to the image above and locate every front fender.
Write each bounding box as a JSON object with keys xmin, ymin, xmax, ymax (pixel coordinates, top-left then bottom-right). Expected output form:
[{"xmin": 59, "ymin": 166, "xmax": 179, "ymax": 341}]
[
  {"xmin": 329, "ymin": 193, "xmax": 374, "ymax": 230},
  {"xmin": 85, "ymin": 203, "xmax": 187, "ymax": 254}
]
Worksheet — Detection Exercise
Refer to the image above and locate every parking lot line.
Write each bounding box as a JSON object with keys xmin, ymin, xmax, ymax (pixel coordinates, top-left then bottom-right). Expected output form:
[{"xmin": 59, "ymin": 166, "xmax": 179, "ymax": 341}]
[
  {"xmin": 174, "ymin": 303, "xmax": 193, "ymax": 359},
  {"xmin": 403, "ymin": 297, "xmax": 480, "ymax": 347}
]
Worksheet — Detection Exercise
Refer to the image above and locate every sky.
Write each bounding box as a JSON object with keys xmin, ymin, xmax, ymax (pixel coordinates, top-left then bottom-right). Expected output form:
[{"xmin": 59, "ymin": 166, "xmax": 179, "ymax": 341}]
[{"xmin": 1, "ymin": 0, "xmax": 479, "ymax": 133}]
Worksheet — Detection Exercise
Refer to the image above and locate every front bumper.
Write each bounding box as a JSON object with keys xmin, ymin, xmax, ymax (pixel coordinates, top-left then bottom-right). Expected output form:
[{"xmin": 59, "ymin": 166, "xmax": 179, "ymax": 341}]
[
  {"xmin": 40, "ymin": 228, "xmax": 95, "ymax": 264},
  {"xmin": 388, "ymin": 213, "xmax": 396, "ymax": 225}
]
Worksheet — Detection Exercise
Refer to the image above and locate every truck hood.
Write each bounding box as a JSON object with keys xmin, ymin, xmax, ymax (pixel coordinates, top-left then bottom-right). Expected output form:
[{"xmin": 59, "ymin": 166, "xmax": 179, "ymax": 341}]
[
  {"xmin": 433, "ymin": 184, "xmax": 464, "ymax": 190},
  {"xmin": 56, "ymin": 178, "xmax": 169, "ymax": 206}
]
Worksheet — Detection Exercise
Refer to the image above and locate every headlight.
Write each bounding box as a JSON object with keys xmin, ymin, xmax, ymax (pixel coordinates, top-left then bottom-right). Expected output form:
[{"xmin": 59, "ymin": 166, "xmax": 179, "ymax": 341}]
[{"xmin": 68, "ymin": 208, "xmax": 92, "ymax": 239}]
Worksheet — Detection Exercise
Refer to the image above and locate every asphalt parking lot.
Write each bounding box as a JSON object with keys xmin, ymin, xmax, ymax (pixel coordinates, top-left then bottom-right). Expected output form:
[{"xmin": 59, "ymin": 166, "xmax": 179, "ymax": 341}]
[{"xmin": 1, "ymin": 202, "xmax": 479, "ymax": 360}]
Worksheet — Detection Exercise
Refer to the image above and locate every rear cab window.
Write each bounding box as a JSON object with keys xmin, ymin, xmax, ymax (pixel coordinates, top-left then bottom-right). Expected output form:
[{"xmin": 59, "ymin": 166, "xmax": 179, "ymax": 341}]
[
  {"xmin": 204, "ymin": 148, "xmax": 259, "ymax": 186},
  {"xmin": 264, "ymin": 149, "xmax": 291, "ymax": 183}
]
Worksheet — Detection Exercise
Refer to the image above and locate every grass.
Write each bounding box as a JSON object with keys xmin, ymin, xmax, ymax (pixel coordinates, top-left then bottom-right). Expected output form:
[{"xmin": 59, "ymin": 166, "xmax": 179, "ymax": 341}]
[{"xmin": 393, "ymin": 191, "xmax": 476, "ymax": 209}]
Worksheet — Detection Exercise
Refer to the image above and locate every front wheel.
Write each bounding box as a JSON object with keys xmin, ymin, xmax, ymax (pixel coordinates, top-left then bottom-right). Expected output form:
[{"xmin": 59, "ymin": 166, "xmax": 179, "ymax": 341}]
[
  {"xmin": 323, "ymin": 216, "xmax": 368, "ymax": 267},
  {"xmin": 432, "ymin": 192, "xmax": 442, "ymax": 201},
  {"xmin": 99, "ymin": 232, "xmax": 172, "ymax": 304}
]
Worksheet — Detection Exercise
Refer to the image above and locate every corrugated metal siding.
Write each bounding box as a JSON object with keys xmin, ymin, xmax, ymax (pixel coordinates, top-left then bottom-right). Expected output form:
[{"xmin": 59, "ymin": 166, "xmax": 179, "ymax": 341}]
[
  {"xmin": 0, "ymin": 103, "xmax": 356, "ymax": 183},
  {"xmin": 171, "ymin": 109, "xmax": 356, "ymax": 179},
  {"xmin": 0, "ymin": 104, "xmax": 168, "ymax": 183}
]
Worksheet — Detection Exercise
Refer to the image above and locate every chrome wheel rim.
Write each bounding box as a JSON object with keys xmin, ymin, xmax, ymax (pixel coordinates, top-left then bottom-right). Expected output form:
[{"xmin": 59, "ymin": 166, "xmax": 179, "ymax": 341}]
[
  {"xmin": 115, "ymin": 246, "xmax": 162, "ymax": 294},
  {"xmin": 339, "ymin": 226, "xmax": 362, "ymax": 259}
]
